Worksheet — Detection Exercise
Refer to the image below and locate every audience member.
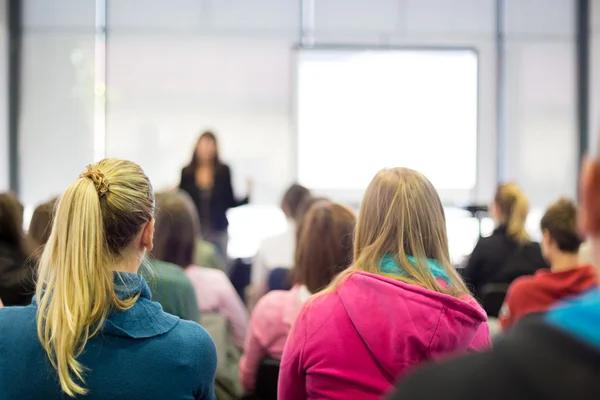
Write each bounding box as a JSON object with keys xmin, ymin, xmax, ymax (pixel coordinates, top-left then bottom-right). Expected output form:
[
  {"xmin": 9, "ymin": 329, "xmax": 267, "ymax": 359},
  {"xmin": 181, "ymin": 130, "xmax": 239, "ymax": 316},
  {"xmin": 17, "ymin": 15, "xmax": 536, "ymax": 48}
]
[
  {"xmin": 180, "ymin": 131, "xmax": 251, "ymax": 256},
  {"xmin": 251, "ymin": 184, "xmax": 310, "ymax": 291},
  {"xmin": 28, "ymin": 197, "xmax": 58, "ymax": 258},
  {"xmin": 240, "ymin": 200, "xmax": 355, "ymax": 392},
  {"xmin": 143, "ymin": 240, "xmax": 201, "ymax": 322},
  {"xmin": 0, "ymin": 192, "xmax": 35, "ymax": 306},
  {"xmin": 499, "ymin": 198, "xmax": 596, "ymax": 330},
  {"xmin": 462, "ymin": 183, "xmax": 547, "ymax": 315},
  {"xmin": 278, "ymin": 168, "xmax": 491, "ymax": 400},
  {"xmin": 387, "ymin": 141, "xmax": 600, "ymax": 400},
  {"xmin": 0, "ymin": 159, "xmax": 216, "ymax": 399},
  {"xmin": 196, "ymin": 238, "xmax": 228, "ymax": 271},
  {"xmin": 153, "ymin": 190, "xmax": 249, "ymax": 349}
]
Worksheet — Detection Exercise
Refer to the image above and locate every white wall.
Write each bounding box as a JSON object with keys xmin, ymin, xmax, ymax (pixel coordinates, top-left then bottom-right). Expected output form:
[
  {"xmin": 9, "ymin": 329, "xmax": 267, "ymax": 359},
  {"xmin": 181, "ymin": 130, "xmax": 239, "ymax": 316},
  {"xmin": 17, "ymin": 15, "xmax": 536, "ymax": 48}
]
[
  {"xmin": 502, "ymin": 0, "xmax": 577, "ymax": 208},
  {"xmin": 18, "ymin": 0, "xmax": 578, "ymax": 211},
  {"xmin": 0, "ymin": 0, "xmax": 8, "ymax": 191},
  {"xmin": 19, "ymin": 0, "xmax": 96, "ymax": 206}
]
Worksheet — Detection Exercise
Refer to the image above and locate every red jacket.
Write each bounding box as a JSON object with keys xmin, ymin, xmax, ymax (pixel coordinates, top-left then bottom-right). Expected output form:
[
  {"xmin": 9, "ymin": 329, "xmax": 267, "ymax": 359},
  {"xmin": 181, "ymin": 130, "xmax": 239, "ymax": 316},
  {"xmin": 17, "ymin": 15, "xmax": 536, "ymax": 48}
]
[{"xmin": 499, "ymin": 265, "xmax": 597, "ymax": 330}]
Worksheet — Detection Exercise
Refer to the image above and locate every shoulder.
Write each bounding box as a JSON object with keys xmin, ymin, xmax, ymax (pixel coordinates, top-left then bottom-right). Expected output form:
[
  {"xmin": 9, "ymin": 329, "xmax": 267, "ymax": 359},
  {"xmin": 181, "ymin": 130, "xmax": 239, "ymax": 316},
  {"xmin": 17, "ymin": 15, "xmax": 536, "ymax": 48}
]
[
  {"xmin": 169, "ymin": 320, "xmax": 217, "ymax": 377},
  {"xmin": 152, "ymin": 261, "xmax": 191, "ymax": 284},
  {"xmin": 507, "ymin": 274, "xmax": 539, "ymax": 299},
  {"xmin": 0, "ymin": 305, "xmax": 38, "ymax": 343},
  {"xmin": 0, "ymin": 304, "xmax": 36, "ymax": 322},
  {"xmin": 296, "ymin": 290, "xmax": 345, "ymax": 336},
  {"xmin": 216, "ymin": 163, "xmax": 231, "ymax": 176},
  {"xmin": 188, "ymin": 265, "xmax": 227, "ymax": 281},
  {"xmin": 172, "ymin": 319, "xmax": 215, "ymax": 350},
  {"xmin": 253, "ymin": 290, "xmax": 291, "ymax": 318}
]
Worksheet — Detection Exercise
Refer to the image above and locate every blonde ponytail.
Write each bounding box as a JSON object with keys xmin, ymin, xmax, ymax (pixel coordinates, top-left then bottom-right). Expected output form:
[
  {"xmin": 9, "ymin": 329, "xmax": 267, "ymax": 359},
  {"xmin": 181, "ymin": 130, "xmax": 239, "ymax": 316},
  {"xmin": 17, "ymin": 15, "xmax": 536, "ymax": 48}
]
[
  {"xmin": 495, "ymin": 183, "xmax": 530, "ymax": 244},
  {"xmin": 36, "ymin": 159, "xmax": 154, "ymax": 397}
]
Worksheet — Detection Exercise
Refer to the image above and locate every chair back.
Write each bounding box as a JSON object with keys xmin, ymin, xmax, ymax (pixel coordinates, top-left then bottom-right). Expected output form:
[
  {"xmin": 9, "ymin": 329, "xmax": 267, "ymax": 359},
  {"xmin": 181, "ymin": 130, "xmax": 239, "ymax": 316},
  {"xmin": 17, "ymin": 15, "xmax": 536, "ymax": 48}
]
[
  {"xmin": 254, "ymin": 358, "xmax": 281, "ymax": 400},
  {"xmin": 267, "ymin": 268, "xmax": 291, "ymax": 292},
  {"xmin": 481, "ymin": 283, "xmax": 511, "ymax": 318}
]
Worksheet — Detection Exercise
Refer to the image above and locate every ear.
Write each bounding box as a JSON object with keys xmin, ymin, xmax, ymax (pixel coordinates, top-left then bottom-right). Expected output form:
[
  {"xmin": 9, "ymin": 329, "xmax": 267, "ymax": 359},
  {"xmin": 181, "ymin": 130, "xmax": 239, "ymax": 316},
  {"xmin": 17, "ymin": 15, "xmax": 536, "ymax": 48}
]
[
  {"xmin": 579, "ymin": 158, "xmax": 600, "ymax": 236},
  {"xmin": 542, "ymin": 230, "xmax": 554, "ymax": 249},
  {"xmin": 141, "ymin": 219, "xmax": 155, "ymax": 252}
]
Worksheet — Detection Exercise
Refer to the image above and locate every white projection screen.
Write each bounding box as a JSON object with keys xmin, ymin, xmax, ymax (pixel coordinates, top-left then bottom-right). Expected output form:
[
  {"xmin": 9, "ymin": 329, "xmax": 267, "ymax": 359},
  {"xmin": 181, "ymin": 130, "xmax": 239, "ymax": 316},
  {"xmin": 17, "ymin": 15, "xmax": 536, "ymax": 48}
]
[{"xmin": 296, "ymin": 48, "xmax": 479, "ymax": 204}]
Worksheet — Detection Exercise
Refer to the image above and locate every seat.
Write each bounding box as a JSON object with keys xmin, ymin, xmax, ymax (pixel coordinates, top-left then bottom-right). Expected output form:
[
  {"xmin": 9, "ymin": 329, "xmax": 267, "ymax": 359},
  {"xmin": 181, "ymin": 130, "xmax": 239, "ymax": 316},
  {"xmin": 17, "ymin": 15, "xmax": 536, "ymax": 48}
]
[
  {"xmin": 480, "ymin": 283, "xmax": 511, "ymax": 318},
  {"xmin": 243, "ymin": 358, "xmax": 280, "ymax": 400},
  {"xmin": 267, "ymin": 268, "xmax": 291, "ymax": 292}
]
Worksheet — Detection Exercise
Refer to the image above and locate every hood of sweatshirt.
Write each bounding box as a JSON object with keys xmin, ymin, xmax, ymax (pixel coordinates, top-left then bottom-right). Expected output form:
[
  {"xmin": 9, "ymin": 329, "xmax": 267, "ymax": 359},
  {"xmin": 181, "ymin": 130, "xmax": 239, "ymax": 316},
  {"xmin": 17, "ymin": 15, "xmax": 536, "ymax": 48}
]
[{"xmin": 336, "ymin": 271, "xmax": 489, "ymax": 378}]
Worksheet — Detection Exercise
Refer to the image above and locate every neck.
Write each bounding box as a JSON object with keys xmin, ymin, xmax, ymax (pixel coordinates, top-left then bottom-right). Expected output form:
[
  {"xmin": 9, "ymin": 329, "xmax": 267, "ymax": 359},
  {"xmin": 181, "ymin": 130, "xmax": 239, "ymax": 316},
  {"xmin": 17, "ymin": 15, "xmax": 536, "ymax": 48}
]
[
  {"xmin": 198, "ymin": 159, "xmax": 214, "ymax": 168},
  {"xmin": 112, "ymin": 252, "xmax": 143, "ymax": 274},
  {"xmin": 550, "ymin": 252, "xmax": 580, "ymax": 272}
]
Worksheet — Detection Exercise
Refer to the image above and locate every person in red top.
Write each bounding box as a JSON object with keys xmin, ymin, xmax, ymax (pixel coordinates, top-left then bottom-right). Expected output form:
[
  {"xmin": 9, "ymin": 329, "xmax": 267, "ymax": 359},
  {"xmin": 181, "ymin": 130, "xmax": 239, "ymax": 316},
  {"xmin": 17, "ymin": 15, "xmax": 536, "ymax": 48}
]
[{"xmin": 499, "ymin": 198, "xmax": 597, "ymax": 330}]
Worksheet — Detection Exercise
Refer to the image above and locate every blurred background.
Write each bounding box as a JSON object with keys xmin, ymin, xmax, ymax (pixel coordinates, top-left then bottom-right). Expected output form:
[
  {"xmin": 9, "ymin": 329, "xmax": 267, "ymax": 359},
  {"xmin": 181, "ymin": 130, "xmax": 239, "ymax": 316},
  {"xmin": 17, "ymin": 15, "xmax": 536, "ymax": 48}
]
[{"xmin": 0, "ymin": 0, "xmax": 594, "ymax": 262}]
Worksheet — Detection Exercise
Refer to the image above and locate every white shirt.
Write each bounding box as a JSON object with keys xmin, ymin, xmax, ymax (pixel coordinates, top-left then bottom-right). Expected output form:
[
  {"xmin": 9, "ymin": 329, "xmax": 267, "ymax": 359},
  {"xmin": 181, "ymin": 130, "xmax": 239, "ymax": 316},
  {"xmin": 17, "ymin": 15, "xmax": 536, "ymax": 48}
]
[{"xmin": 251, "ymin": 220, "xmax": 296, "ymax": 286}]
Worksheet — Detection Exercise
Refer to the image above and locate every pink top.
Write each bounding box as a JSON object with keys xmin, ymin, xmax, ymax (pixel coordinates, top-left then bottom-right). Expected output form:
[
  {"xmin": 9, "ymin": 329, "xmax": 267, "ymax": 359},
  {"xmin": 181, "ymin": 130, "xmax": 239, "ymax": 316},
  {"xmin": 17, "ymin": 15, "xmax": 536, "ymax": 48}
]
[
  {"xmin": 240, "ymin": 285, "xmax": 306, "ymax": 391},
  {"xmin": 278, "ymin": 271, "xmax": 491, "ymax": 400},
  {"xmin": 184, "ymin": 265, "xmax": 249, "ymax": 348}
]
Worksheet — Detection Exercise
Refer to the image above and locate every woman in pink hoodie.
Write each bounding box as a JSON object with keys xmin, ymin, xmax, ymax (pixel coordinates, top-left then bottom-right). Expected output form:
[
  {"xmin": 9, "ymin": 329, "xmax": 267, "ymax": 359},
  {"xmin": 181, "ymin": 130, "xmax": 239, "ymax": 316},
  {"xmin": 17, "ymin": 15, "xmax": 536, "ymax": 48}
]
[
  {"xmin": 240, "ymin": 201, "xmax": 356, "ymax": 392},
  {"xmin": 278, "ymin": 168, "xmax": 492, "ymax": 400}
]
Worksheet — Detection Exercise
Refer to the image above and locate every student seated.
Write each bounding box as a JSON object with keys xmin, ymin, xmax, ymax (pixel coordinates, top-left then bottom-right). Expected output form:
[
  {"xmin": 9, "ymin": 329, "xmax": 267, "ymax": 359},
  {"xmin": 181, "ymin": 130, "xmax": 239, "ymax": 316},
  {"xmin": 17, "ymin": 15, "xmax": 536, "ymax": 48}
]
[
  {"xmin": 461, "ymin": 183, "xmax": 547, "ymax": 314},
  {"xmin": 278, "ymin": 168, "xmax": 491, "ymax": 400},
  {"xmin": 249, "ymin": 185, "xmax": 310, "ymax": 297},
  {"xmin": 500, "ymin": 198, "xmax": 596, "ymax": 329},
  {"xmin": 0, "ymin": 192, "xmax": 35, "ymax": 306},
  {"xmin": 240, "ymin": 200, "xmax": 355, "ymax": 392},
  {"xmin": 387, "ymin": 142, "xmax": 600, "ymax": 400},
  {"xmin": 0, "ymin": 159, "xmax": 216, "ymax": 399},
  {"xmin": 153, "ymin": 190, "xmax": 249, "ymax": 349},
  {"xmin": 28, "ymin": 197, "xmax": 58, "ymax": 258}
]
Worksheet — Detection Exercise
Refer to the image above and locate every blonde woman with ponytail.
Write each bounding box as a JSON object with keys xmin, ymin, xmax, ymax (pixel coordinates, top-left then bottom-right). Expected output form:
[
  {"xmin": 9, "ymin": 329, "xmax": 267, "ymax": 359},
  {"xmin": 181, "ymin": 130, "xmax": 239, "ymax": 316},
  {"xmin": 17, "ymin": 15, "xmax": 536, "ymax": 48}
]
[
  {"xmin": 278, "ymin": 168, "xmax": 491, "ymax": 400},
  {"xmin": 0, "ymin": 159, "xmax": 217, "ymax": 400},
  {"xmin": 462, "ymin": 183, "xmax": 547, "ymax": 316}
]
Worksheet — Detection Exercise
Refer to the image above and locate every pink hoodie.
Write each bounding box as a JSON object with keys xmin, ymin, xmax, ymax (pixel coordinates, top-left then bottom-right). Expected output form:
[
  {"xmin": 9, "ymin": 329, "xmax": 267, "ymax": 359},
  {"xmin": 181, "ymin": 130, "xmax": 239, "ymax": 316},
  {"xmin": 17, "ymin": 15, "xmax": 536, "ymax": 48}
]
[
  {"xmin": 278, "ymin": 271, "xmax": 491, "ymax": 400},
  {"xmin": 240, "ymin": 284, "xmax": 306, "ymax": 391}
]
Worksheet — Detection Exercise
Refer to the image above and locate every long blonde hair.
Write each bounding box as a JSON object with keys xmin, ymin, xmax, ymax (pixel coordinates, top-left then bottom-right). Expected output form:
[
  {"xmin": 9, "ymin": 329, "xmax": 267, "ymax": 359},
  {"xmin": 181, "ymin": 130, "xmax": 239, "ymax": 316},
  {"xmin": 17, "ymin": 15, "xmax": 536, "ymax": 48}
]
[
  {"xmin": 35, "ymin": 159, "xmax": 154, "ymax": 397},
  {"xmin": 494, "ymin": 183, "xmax": 531, "ymax": 244},
  {"xmin": 324, "ymin": 168, "xmax": 469, "ymax": 298}
]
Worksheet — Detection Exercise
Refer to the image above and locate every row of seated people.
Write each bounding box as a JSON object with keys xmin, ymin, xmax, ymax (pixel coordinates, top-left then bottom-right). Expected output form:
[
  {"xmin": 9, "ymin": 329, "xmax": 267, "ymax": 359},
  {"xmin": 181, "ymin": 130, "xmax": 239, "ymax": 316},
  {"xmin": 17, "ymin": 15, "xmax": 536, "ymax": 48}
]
[{"xmin": 0, "ymin": 158, "xmax": 598, "ymax": 399}]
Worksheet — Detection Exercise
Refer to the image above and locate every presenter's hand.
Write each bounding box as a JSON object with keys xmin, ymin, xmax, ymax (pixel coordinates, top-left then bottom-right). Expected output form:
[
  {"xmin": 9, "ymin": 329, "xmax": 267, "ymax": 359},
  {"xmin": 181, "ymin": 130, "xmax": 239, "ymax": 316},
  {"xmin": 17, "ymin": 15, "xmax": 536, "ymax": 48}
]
[{"xmin": 246, "ymin": 178, "xmax": 254, "ymax": 197}]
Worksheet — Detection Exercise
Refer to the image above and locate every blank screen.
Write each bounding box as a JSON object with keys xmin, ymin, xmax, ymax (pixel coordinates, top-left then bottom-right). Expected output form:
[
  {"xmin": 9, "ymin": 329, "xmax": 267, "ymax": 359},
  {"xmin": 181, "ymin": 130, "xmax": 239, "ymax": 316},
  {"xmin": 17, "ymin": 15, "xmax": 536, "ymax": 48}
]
[{"xmin": 297, "ymin": 49, "xmax": 478, "ymax": 196}]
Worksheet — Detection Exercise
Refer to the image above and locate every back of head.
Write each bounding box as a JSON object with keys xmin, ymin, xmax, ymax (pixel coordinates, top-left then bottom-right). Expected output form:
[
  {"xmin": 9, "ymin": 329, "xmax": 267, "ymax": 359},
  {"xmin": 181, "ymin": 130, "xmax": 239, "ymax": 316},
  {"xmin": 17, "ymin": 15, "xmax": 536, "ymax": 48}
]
[
  {"xmin": 281, "ymin": 184, "xmax": 310, "ymax": 219},
  {"xmin": 0, "ymin": 192, "xmax": 25, "ymax": 249},
  {"xmin": 37, "ymin": 159, "xmax": 154, "ymax": 397},
  {"xmin": 294, "ymin": 201, "xmax": 356, "ymax": 293},
  {"xmin": 541, "ymin": 198, "xmax": 582, "ymax": 254},
  {"xmin": 346, "ymin": 168, "xmax": 469, "ymax": 297},
  {"xmin": 28, "ymin": 197, "xmax": 59, "ymax": 254},
  {"xmin": 494, "ymin": 183, "xmax": 531, "ymax": 244},
  {"xmin": 153, "ymin": 191, "xmax": 199, "ymax": 268},
  {"xmin": 294, "ymin": 195, "xmax": 329, "ymax": 241}
]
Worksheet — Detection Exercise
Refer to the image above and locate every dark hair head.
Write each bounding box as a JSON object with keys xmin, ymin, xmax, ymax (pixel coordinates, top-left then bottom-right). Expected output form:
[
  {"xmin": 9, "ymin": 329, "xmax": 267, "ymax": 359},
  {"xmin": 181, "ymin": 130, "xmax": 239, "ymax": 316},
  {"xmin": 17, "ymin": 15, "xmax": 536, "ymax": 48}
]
[
  {"xmin": 281, "ymin": 184, "xmax": 310, "ymax": 218},
  {"xmin": 541, "ymin": 198, "xmax": 582, "ymax": 253},
  {"xmin": 187, "ymin": 131, "xmax": 220, "ymax": 171},
  {"xmin": 294, "ymin": 195, "xmax": 329, "ymax": 241},
  {"xmin": 293, "ymin": 201, "xmax": 356, "ymax": 293},
  {"xmin": 0, "ymin": 192, "xmax": 26, "ymax": 250},
  {"xmin": 153, "ymin": 191, "xmax": 200, "ymax": 268},
  {"xmin": 29, "ymin": 197, "xmax": 59, "ymax": 252}
]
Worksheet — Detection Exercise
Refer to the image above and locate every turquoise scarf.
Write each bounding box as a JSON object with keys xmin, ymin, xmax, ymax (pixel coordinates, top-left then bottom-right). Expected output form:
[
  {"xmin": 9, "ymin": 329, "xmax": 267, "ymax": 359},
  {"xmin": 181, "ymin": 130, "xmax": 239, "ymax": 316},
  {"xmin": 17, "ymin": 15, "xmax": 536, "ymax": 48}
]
[{"xmin": 378, "ymin": 254, "xmax": 451, "ymax": 286}]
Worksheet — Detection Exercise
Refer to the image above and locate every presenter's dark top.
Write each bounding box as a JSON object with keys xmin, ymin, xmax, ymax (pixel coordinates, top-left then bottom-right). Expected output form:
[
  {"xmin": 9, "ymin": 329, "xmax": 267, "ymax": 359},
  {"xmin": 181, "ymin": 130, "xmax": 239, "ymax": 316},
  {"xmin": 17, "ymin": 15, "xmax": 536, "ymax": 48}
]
[{"xmin": 180, "ymin": 164, "xmax": 249, "ymax": 233}]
